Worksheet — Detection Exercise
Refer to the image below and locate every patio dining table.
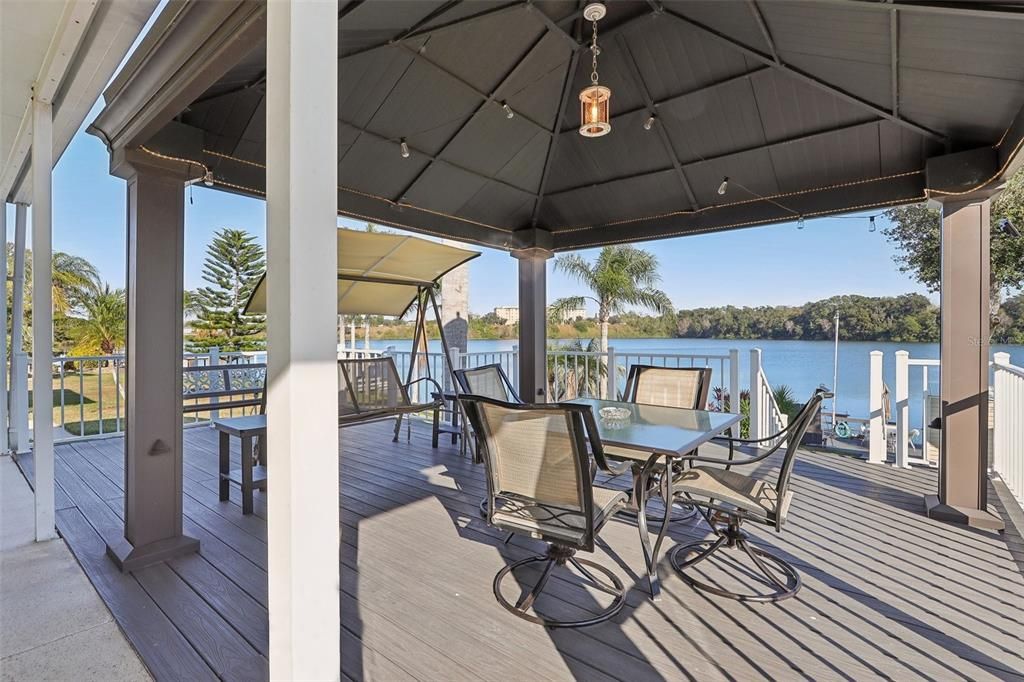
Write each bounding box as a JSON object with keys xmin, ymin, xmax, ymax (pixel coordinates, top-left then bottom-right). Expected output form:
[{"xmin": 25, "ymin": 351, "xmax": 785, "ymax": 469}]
[{"xmin": 568, "ymin": 398, "xmax": 741, "ymax": 600}]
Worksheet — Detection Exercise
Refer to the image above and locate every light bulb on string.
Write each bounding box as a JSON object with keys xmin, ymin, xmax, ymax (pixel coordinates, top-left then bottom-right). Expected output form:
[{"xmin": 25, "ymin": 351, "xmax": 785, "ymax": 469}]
[
  {"xmin": 797, "ymin": 216, "xmax": 805, "ymax": 230},
  {"xmin": 502, "ymin": 103, "xmax": 514, "ymax": 119},
  {"xmin": 400, "ymin": 140, "xmax": 410, "ymax": 159},
  {"xmin": 717, "ymin": 177, "xmax": 729, "ymax": 196},
  {"xmin": 644, "ymin": 115, "xmax": 656, "ymax": 131},
  {"xmin": 869, "ymin": 216, "xmax": 876, "ymax": 232}
]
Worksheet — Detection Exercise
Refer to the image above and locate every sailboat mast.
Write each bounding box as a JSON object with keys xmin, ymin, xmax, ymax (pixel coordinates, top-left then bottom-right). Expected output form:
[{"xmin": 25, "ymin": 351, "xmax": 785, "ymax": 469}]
[{"xmin": 832, "ymin": 308, "xmax": 840, "ymax": 434}]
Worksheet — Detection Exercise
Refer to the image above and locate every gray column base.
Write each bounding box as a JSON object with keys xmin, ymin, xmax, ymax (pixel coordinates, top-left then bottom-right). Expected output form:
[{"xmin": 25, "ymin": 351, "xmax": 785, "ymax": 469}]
[
  {"xmin": 924, "ymin": 494, "xmax": 1004, "ymax": 531},
  {"xmin": 106, "ymin": 534, "xmax": 199, "ymax": 573}
]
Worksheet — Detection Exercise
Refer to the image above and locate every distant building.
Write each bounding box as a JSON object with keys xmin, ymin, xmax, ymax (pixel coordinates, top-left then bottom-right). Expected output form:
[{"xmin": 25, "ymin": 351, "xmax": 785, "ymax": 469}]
[
  {"xmin": 553, "ymin": 306, "xmax": 587, "ymax": 323},
  {"xmin": 493, "ymin": 306, "xmax": 519, "ymax": 324}
]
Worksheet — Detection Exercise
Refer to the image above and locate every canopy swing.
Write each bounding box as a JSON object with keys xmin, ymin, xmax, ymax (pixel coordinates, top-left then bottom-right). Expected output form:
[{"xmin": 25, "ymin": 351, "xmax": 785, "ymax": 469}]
[{"xmin": 245, "ymin": 228, "xmax": 480, "ymax": 441}]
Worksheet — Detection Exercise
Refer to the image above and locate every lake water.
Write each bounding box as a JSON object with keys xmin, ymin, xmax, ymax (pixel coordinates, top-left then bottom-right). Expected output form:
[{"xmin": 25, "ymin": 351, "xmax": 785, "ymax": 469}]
[{"xmin": 355, "ymin": 336, "xmax": 1024, "ymax": 430}]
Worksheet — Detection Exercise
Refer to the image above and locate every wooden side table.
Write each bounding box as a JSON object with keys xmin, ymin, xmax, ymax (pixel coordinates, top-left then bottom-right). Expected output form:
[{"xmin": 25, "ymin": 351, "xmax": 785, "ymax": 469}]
[{"xmin": 212, "ymin": 414, "xmax": 267, "ymax": 515}]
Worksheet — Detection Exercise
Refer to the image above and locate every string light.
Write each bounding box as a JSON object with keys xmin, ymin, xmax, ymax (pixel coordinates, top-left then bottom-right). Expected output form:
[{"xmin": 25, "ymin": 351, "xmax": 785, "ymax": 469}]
[
  {"xmin": 151, "ymin": 146, "xmax": 922, "ymax": 243},
  {"xmin": 797, "ymin": 216, "xmax": 805, "ymax": 230},
  {"xmin": 643, "ymin": 115, "xmax": 656, "ymax": 131},
  {"xmin": 202, "ymin": 171, "xmax": 214, "ymax": 187},
  {"xmin": 400, "ymin": 139, "xmax": 410, "ymax": 158},
  {"xmin": 717, "ymin": 177, "xmax": 729, "ymax": 195},
  {"xmin": 502, "ymin": 103, "xmax": 514, "ymax": 119},
  {"xmin": 869, "ymin": 216, "xmax": 876, "ymax": 232}
]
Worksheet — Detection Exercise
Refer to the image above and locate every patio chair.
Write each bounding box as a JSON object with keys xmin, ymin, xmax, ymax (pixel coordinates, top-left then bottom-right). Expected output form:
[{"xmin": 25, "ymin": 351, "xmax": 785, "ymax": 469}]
[
  {"xmin": 337, "ymin": 357, "xmax": 443, "ymax": 441},
  {"xmin": 604, "ymin": 366, "xmax": 712, "ymax": 522},
  {"xmin": 454, "ymin": 364, "xmax": 523, "ymax": 514},
  {"xmin": 460, "ymin": 395, "xmax": 630, "ymax": 628},
  {"xmin": 664, "ymin": 388, "xmax": 830, "ymax": 602}
]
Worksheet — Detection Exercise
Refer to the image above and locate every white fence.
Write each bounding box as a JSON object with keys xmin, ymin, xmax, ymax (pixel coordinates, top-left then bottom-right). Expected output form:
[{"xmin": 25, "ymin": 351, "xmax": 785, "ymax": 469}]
[
  {"xmin": 35, "ymin": 344, "xmax": 797, "ymax": 444},
  {"xmin": 993, "ymin": 353, "xmax": 1024, "ymax": 506}
]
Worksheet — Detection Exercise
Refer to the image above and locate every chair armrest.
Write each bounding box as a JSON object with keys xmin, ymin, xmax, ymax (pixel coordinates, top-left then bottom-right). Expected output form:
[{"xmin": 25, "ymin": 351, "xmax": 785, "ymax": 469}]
[{"xmin": 405, "ymin": 376, "xmax": 444, "ymax": 398}]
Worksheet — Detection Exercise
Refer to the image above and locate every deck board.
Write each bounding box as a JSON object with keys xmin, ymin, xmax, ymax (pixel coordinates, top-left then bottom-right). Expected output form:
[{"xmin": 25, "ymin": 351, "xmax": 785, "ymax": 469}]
[{"xmin": 15, "ymin": 419, "xmax": 1024, "ymax": 681}]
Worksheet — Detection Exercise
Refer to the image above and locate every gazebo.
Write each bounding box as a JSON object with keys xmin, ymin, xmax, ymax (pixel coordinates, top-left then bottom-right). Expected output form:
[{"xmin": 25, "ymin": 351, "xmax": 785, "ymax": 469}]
[{"xmin": 18, "ymin": 0, "xmax": 1024, "ymax": 677}]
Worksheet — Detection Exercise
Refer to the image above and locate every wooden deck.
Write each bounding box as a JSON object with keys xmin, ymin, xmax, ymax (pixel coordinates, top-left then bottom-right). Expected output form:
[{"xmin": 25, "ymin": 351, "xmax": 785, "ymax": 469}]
[{"xmin": 17, "ymin": 420, "xmax": 1024, "ymax": 681}]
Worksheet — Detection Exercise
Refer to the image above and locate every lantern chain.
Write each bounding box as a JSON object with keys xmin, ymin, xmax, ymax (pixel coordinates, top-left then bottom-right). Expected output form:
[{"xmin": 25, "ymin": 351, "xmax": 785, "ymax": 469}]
[{"xmin": 590, "ymin": 19, "xmax": 600, "ymax": 86}]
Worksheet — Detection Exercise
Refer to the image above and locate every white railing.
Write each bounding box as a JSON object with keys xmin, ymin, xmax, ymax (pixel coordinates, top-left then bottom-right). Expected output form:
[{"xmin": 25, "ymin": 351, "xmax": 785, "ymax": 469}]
[
  {"xmin": 749, "ymin": 348, "xmax": 788, "ymax": 445},
  {"xmin": 993, "ymin": 353, "xmax": 1024, "ymax": 506},
  {"xmin": 38, "ymin": 344, "xmax": 755, "ymax": 442},
  {"xmin": 870, "ymin": 350, "xmax": 940, "ymax": 466},
  {"xmin": 41, "ymin": 348, "xmax": 261, "ymax": 441}
]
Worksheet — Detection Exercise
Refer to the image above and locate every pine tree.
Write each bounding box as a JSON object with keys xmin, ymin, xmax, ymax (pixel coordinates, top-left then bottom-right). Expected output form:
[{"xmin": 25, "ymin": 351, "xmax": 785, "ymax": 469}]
[{"xmin": 187, "ymin": 229, "xmax": 266, "ymax": 351}]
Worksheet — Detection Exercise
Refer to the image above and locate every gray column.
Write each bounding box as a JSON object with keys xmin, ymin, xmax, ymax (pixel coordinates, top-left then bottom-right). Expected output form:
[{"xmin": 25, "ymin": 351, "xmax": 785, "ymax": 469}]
[
  {"xmin": 925, "ymin": 197, "xmax": 1003, "ymax": 530},
  {"xmin": 514, "ymin": 248, "xmax": 551, "ymax": 402},
  {"xmin": 0, "ymin": 203, "xmax": 7, "ymax": 455},
  {"xmin": 107, "ymin": 156, "xmax": 198, "ymax": 570}
]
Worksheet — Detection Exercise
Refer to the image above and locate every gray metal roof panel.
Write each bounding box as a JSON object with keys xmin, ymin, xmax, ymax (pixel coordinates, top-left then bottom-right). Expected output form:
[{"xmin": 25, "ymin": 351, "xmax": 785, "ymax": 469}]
[
  {"xmin": 749, "ymin": 68, "xmax": 876, "ymax": 144},
  {"xmin": 658, "ymin": 76, "xmax": 767, "ymax": 163},
  {"xmin": 441, "ymin": 102, "xmax": 544, "ymax": 182}
]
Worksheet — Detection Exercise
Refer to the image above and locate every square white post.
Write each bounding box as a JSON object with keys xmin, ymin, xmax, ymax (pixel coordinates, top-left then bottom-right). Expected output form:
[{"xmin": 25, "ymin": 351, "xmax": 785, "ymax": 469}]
[
  {"xmin": 0, "ymin": 203, "xmax": 7, "ymax": 454},
  {"xmin": 728, "ymin": 349, "xmax": 740, "ymax": 416},
  {"xmin": 868, "ymin": 350, "xmax": 885, "ymax": 463},
  {"xmin": 894, "ymin": 350, "xmax": 910, "ymax": 468},
  {"xmin": 10, "ymin": 204, "xmax": 29, "ymax": 453},
  {"xmin": 266, "ymin": 0, "xmax": 340, "ymax": 678},
  {"xmin": 31, "ymin": 98, "xmax": 56, "ymax": 541},
  {"xmin": 748, "ymin": 348, "xmax": 762, "ymax": 441}
]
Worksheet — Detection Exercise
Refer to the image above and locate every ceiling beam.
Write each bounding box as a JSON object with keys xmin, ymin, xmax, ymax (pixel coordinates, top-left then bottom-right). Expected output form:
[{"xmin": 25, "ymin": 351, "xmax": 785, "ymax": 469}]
[
  {"xmin": 531, "ymin": 35, "xmax": 582, "ymax": 226},
  {"xmin": 397, "ymin": 42, "xmax": 552, "ymax": 138},
  {"xmin": 654, "ymin": 3, "xmax": 947, "ymax": 143},
  {"xmin": 338, "ymin": 117, "xmax": 537, "ymax": 198},
  {"xmin": 890, "ymin": 8, "xmax": 899, "ymax": 117},
  {"xmin": 339, "ymin": 2, "xmax": 527, "ymax": 61},
  {"xmin": 393, "ymin": 29, "xmax": 552, "ymax": 202},
  {"xmin": 811, "ymin": 0, "xmax": 1024, "ymax": 20},
  {"xmin": 545, "ymin": 118, "xmax": 882, "ymax": 199},
  {"xmin": 747, "ymin": 0, "xmax": 780, "ymax": 64},
  {"xmin": 616, "ymin": 34, "xmax": 699, "ymax": 209}
]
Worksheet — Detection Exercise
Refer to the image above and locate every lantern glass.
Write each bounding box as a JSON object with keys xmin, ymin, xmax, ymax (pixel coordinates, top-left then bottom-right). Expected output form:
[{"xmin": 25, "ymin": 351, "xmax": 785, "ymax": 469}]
[{"xmin": 579, "ymin": 85, "xmax": 611, "ymax": 137}]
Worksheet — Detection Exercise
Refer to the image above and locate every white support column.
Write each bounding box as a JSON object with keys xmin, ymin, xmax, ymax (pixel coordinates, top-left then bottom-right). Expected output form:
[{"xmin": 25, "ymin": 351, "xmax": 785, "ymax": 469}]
[
  {"xmin": 894, "ymin": 350, "xmax": 910, "ymax": 468},
  {"xmin": 266, "ymin": 1, "xmax": 340, "ymax": 678},
  {"xmin": 10, "ymin": 204, "xmax": 29, "ymax": 453},
  {"xmin": 31, "ymin": 98, "xmax": 56, "ymax": 541},
  {"xmin": 868, "ymin": 350, "xmax": 885, "ymax": 463},
  {"xmin": 728, "ymin": 349, "xmax": 740, "ymax": 416},
  {"xmin": 0, "ymin": 204, "xmax": 8, "ymax": 455},
  {"xmin": 748, "ymin": 348, "xmax": 762, "ymax": 441},
  {"xmin": 514, "ymin": 249, "xmax": 551, "ymax": 402}
]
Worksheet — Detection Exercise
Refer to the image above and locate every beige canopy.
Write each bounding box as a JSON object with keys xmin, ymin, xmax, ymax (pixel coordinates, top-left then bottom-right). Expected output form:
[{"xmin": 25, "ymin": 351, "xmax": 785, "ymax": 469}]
[{"xmin": 245, "ymin": 229, "xmax": 479, "ymax": 317}]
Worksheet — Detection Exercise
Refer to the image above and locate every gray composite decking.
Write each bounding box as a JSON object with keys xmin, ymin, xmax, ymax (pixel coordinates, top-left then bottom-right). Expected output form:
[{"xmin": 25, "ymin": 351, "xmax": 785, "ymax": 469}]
[{"xmin": 15, "ymin": 420, "xmax": 1024, "ymax": 681}]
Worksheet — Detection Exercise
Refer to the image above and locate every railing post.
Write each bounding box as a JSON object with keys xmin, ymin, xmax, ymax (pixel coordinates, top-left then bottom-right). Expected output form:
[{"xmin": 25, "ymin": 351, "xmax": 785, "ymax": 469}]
[
  {"xmin": 749, "ymin": 348, "xmax": 761, "ymax": 441},
  {"xmin": 606, "ymin": 346, "xmax": 617, "ymax": 400},
  {"xmin": 512, "ymin": 345, "xmax": 520, "ymax": 395},
  {"xmin": 868, "ymin": 350, "xmax": 885, "ymax": 463},
  {"xmin": 728, "ymin": 349, "xmax": 740, "ymax": 416},
  {"xmin": 895, "ymin": 350, "xmax": 909, "ymax": 468},
  {"xmin": 209, "ymin": 346, "xmax": 221, "ymax": 420},
  {"xmin": 992, "ymin": 352, "xmax": 1010, "ymax": 483}
]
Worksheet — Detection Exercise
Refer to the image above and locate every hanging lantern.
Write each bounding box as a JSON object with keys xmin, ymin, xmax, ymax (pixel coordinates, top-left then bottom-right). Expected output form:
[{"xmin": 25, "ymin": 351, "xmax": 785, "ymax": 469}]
[{"xmin": 579, "ymin": 3, "xmax": 611, "ymax": 138}]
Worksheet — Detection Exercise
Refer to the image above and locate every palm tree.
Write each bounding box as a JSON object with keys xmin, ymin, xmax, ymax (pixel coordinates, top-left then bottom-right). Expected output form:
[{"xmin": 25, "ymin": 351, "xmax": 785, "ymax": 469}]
[
  {"xmin": 71, "ymin": 285, "xmax": 126, "ymax": 355},
  {"xmin": 550, "ymin": 245, "xmax": 673, "ymax": 356}
]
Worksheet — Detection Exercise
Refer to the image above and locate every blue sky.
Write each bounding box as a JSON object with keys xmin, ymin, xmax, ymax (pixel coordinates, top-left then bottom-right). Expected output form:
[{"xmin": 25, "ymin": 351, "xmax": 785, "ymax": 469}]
[{"xmin": 12, "ymin": 1, "xmax": 930, "ymax": 318}]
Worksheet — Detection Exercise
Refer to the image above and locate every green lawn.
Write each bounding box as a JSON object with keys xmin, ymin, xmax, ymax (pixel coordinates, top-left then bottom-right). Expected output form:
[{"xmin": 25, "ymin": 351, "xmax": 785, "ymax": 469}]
[{"xmin": 31, "ymin": 366, "xmax": 229, "ymax": 437}]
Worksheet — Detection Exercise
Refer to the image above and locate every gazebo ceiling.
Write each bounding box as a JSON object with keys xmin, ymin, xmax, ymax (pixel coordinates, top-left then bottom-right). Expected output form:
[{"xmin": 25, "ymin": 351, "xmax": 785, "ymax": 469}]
[{"xmin": 94, "ymin": 0, "xmax": 1024, "ymax": 251}]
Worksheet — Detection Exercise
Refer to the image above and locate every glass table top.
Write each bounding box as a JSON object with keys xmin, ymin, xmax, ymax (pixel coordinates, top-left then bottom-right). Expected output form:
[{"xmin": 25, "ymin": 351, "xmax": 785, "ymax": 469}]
[{"xmin": 568, "ymin": 398, "xmax": 742, "ymax": 456}]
